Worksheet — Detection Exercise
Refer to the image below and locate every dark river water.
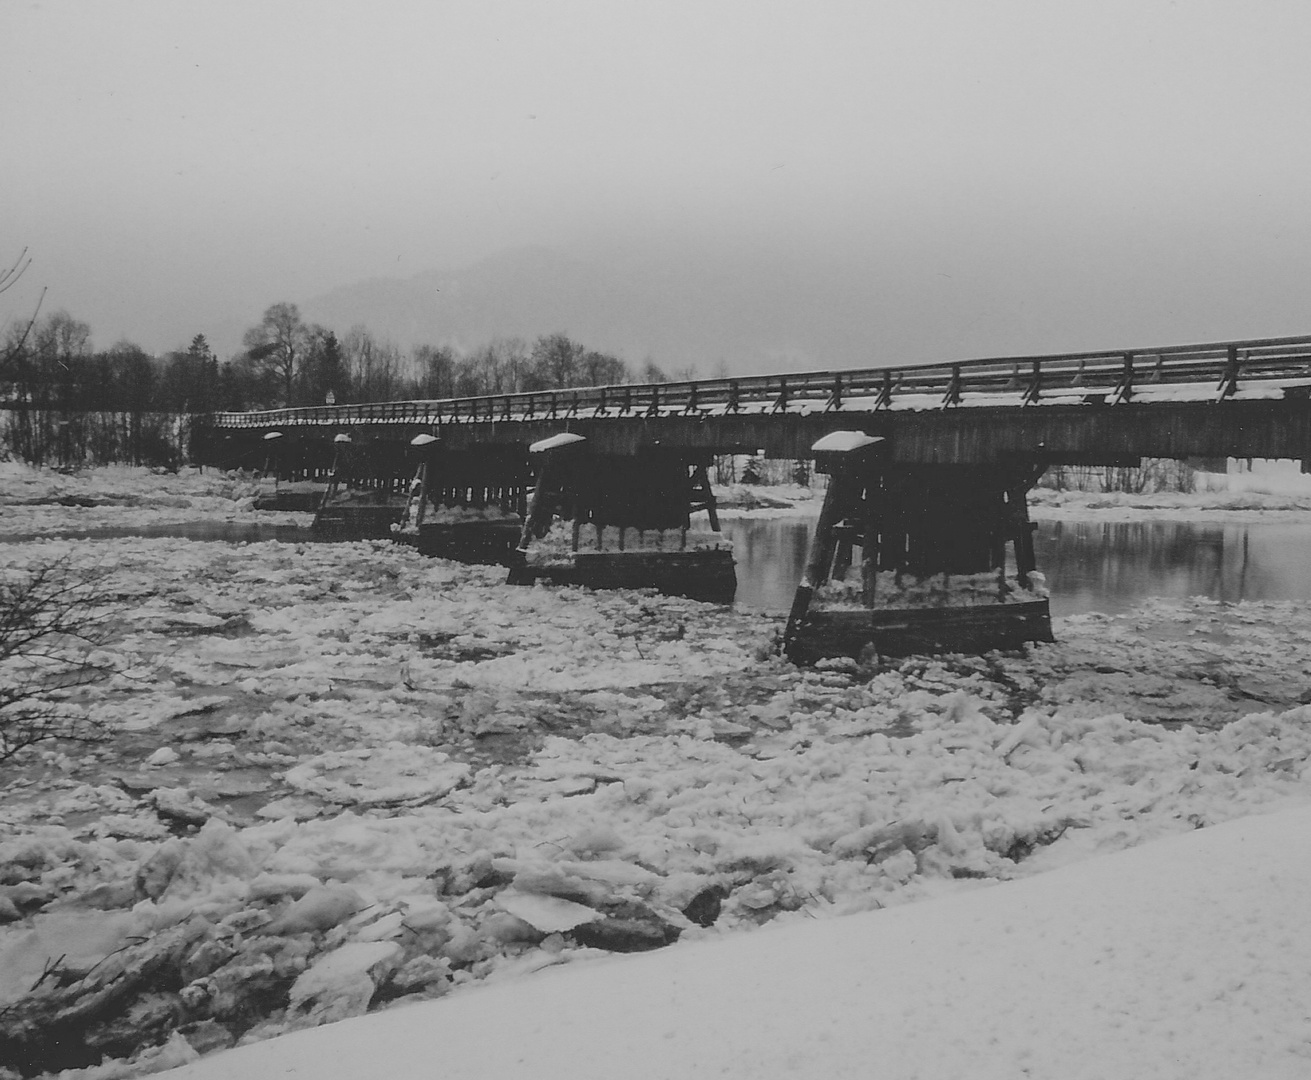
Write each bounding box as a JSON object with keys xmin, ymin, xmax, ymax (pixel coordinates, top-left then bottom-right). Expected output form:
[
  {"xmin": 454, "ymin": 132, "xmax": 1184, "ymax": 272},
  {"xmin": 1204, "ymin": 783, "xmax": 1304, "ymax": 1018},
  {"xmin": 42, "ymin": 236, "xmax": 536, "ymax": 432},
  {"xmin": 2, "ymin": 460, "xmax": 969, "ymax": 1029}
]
[
  {"xmin": 10, "ymin": 517, "xmax": 1311, "ymax": 618},
  {"xmin": 721, "ymin": 516, "xmax": 1311, "ymax": 616}
]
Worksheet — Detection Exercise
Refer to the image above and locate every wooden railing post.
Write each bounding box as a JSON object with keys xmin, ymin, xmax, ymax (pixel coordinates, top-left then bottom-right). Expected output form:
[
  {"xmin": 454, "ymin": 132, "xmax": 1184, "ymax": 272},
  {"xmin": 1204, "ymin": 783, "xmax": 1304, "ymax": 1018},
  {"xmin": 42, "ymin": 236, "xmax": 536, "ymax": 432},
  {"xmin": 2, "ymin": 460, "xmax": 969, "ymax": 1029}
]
[
  {"xmin": 1112, "ymin": 352, "xmax": 1135, "ymax": 405},
  {"xmin": 1218, "ymin": 345, "xmax": 1241, "ymax": 399},
  {"xmin": 825, "ymin": 374, "xmax": 843, "ymax": 411},
  {"xmin": 941, "ymin": 365, "xmax": 962, "ymax": 407},
  {"xmin": 1023, "ymin": 358, "xmax": 1043, "ymax": 405},
  {"xmin": 875, "ymin": 369, "xmax": 894, "ymax": 409},
  {"xmin": 772, "ymin": 377, "xmax": 790, "ymax": 412}
]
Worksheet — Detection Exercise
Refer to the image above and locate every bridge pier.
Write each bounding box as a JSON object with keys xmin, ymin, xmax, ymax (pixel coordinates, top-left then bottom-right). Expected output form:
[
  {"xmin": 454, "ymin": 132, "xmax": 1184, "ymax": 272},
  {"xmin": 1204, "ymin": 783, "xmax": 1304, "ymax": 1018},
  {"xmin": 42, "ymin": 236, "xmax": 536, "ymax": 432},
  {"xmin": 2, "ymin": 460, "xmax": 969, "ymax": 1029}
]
[
  {"xmin": 507, "ymin": 436, "xmax": 736, "ymax": 603},
  {"xmin": 392, "ymin": 435, "xmax": 528, "ymax": 563},
  {"xmin": 784, "ymin": 433, "xmax": 1054, "ymax": 663},
  {"xmin": 308, "ymin": 432, "xmax": 415, "ymax": 536}
]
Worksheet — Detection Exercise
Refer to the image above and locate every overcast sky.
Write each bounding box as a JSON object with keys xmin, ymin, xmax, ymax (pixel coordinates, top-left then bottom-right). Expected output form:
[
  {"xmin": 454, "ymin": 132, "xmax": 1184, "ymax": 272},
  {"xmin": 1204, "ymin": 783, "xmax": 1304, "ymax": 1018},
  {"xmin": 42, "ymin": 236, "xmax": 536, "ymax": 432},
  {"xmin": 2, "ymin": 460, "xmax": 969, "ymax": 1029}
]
[{"xmin": 6, "ymin": 1, "xmax": 1311, "ymax": 366}]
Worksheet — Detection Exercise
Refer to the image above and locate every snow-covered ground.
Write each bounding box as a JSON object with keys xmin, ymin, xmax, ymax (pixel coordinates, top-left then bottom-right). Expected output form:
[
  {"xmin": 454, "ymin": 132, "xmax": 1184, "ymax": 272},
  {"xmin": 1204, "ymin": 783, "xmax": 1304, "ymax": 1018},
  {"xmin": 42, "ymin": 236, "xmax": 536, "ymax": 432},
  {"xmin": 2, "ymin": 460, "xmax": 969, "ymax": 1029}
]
[
  {"xmin": 1031, "ymin": 457, "xmax": 1311, "ymax": 523},
  {"xmin": 156, "ymin": 803, "xmax": 1311, "ymax": 1080},
  {"xmin": 1, "ymin": 463, "xmax": 1310, "ymax": 1078}
]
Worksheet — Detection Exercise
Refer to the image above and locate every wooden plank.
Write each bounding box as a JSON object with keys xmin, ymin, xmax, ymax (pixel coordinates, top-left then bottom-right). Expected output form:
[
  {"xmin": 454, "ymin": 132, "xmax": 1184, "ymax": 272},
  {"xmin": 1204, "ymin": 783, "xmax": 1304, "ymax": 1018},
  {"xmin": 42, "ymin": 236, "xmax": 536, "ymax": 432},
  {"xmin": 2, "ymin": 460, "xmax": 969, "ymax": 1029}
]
[
  {"xmin": 786, "ymin": 601, "xmax": 1054, "ymax": 663},
  {"xmin": 526, "ymin": 551, "xmax": 737, "ymax": 604}
]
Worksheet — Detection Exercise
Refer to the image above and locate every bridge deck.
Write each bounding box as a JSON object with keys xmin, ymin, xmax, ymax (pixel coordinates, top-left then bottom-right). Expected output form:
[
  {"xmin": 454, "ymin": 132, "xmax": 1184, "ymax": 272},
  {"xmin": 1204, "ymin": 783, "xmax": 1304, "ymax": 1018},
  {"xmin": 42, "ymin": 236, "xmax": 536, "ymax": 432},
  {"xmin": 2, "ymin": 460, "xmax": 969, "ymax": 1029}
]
[{"xmin": 206, "ymin": 334, "xmax": 1311, "ymax": 464}]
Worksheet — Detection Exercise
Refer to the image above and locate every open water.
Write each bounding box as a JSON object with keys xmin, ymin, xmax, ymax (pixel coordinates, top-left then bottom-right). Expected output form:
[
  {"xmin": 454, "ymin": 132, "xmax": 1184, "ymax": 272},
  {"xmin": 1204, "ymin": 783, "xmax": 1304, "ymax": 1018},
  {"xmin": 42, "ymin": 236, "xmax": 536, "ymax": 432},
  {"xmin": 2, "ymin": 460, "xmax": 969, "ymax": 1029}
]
[
  {"xmin": 8, "ymin": 516, "xmax": 1311, "ymax": 617},
  {"xmin": 720, "ymin": 516, "xmax": 1311, "ymax": 616}
]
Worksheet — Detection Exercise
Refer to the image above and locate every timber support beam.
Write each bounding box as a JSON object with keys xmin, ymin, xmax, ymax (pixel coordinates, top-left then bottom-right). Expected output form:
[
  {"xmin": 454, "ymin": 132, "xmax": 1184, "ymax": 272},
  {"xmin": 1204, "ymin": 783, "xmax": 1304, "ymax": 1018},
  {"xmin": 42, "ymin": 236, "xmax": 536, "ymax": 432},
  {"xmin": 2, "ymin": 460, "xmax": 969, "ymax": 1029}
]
[
  {"xmin": 784, "ymin": 433, "xmax": 1055, "ymax": 664},
  {"xmin": 507, "ymin": 437, "xmax": 735, "ymax": 602}
]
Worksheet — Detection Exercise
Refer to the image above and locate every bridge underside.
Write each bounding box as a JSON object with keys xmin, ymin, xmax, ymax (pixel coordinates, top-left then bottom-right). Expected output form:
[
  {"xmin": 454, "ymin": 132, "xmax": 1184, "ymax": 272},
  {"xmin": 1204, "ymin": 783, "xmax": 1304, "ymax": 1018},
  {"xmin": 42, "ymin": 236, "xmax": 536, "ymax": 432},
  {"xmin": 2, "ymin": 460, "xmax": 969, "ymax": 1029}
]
[
  {"xmin": 201, "ymin": 396, "xmax": 1311, "ymax": 468},
  {"xmin": 200, "ymin": 395, "xmax": 1311, "ymax": 658}
]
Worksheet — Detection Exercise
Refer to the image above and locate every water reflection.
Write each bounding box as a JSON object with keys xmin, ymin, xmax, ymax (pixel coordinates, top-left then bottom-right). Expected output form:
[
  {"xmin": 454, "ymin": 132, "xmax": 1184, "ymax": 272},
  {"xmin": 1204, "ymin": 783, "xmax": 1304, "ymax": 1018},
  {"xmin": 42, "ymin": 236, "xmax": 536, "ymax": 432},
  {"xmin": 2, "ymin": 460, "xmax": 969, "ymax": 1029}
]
[
  {"xmin": 723, "ymin": 516, "xmax": 1311, "ymax": 617},
  {"xmin": 721, "ymin": 518, "xmax": 814, "ymax": 612},
  {"xmin": 1033, "ymin": 520, "xmax": 1310, "ymax": 616},
  {"xmin": 9, "ymin": 515, "xmax": 1311, "ymax": 619}
]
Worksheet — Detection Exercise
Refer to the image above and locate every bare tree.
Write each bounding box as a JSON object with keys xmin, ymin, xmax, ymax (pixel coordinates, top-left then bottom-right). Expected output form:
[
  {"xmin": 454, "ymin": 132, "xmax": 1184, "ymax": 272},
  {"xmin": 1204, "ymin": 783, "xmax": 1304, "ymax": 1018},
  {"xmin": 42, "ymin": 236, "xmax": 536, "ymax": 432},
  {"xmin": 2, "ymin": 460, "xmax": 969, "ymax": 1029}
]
[
  {"xmin": 456, "ymin": 337, "xmax": 530, "ymax": 396},
  {"xmin": 242, "ymin": 302, "xmax": 309, "ymax": 406},
  {"xmin": 0, "ymin": 247, "xmax": 45, "ymax": 379},
  {"xmin": 578, "ymin": 348, "xmax": 628, "ymax": 387},
  {"xmin": 33, "ymin": 310, "xmax": 92, "ymax": 364},
  {"xmin": 299, "ymin": 326, "xmax": 347, "ymax": 404},
  {"xmin": 0, "ymin": 558, "xmax": 117, "ymax": 762},
  {"xmin": 414, "ymin": 343, "xmax": 458, "ymax": 398},
  {"xmin": 528, "ymin": 332, "xmax": 585, "ymax": 389},
  {"xmin": 342, "ymin": 324, "xmax": 406, "ymax": 401}
]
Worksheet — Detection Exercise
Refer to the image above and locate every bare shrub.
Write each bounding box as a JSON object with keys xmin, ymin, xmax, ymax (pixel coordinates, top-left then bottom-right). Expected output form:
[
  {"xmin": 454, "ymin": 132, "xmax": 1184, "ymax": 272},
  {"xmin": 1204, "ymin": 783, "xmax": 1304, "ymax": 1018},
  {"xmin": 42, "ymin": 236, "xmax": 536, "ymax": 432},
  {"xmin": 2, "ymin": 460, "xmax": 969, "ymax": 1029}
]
[
  {"xmin": 1040, "ymin": 458, "xmax": 1197, "ymax": 494},
  {"xmin": 0, "ymin": 557, "xmax": 117, "ymax": 762}
]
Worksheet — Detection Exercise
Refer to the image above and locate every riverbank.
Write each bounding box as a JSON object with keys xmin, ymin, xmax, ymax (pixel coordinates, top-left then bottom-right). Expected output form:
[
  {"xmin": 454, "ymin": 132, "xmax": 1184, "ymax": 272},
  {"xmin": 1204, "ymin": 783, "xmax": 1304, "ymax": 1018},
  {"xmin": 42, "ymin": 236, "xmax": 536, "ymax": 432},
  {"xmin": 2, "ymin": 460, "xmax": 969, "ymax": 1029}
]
[
  {"xmin": 10, "ymin": 461, "xmax": 1311, "ymax": 536},
  {"xmin": 1, "ymin": 464, "xmax": 1310, "ymax": 1076},
  {"xmin": 1031, "ymin": 485, "xmax": 1311, "ymax": 523}
]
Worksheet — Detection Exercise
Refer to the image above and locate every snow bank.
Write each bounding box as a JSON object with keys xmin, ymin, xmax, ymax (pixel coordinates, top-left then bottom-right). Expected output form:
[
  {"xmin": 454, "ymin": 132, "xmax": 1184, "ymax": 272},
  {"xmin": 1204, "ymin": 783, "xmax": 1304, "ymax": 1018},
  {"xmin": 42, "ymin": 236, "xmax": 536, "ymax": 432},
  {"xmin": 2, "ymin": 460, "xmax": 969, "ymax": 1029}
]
[
  {"xmin": 157, "ymin": 803, "xmax": 1311, "ymax": 1080},
  {"xmin": 715, "ymin": 482, "xmax": 824, "ymax": 516},
  {"xmin": 1031, "ymin": 485, "xmax": 1311, "ymax": 523}
]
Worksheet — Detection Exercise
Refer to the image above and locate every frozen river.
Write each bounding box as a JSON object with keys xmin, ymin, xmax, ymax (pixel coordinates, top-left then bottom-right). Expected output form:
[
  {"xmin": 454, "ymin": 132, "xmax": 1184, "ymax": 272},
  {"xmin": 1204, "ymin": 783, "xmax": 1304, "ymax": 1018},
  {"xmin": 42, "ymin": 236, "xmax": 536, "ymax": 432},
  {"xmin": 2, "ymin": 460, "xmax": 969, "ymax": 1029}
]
[{"xmin": 6, "ymin": 477, "xmax": 1311, "ymax": 1073}]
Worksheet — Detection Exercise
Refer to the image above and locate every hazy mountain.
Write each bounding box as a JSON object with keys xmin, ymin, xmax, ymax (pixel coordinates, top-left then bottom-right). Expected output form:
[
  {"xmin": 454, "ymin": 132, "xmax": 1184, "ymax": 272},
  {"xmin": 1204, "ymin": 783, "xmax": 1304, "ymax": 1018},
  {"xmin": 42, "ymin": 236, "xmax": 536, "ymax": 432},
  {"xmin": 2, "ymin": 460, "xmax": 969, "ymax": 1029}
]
[
  {"xmin": 297, "ymin": 244, "xmax": 916, "ymax": 377},
  {"xmin": 303, "ymin": 247, "xmax": 649, "ymax": 360},
  {"xmin": 295, "ymin": 240, "xmax": 1172, "ymax": 378}
]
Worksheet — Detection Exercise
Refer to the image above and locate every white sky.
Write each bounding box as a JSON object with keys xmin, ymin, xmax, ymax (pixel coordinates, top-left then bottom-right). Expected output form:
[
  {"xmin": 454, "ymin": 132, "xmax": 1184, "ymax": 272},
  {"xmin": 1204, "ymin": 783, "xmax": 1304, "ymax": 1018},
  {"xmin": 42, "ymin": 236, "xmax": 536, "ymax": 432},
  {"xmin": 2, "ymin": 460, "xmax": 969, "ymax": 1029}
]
[{"xmin": 6, "ymin": 1, "xmax": 1311, "ymax": 361}]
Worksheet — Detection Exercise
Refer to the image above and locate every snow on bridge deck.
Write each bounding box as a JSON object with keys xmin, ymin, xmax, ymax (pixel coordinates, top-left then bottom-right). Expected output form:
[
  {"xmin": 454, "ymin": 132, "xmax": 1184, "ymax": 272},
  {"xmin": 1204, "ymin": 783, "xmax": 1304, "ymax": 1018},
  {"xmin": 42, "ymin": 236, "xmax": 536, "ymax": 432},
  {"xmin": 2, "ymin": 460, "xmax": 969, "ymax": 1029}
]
[{"xmin": 206, "ymin": 334, "xmax": 1311, "ymax": 463}]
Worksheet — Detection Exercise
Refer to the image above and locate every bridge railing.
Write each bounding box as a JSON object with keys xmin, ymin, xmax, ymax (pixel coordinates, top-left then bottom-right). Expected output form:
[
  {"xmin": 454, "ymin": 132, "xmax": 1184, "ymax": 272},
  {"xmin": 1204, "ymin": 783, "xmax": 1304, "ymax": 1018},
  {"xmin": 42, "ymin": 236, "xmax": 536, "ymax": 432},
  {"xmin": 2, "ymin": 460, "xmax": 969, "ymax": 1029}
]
[{"xmin": 210, "ymin": 333, "xmax": 1311, "ymax": 429}]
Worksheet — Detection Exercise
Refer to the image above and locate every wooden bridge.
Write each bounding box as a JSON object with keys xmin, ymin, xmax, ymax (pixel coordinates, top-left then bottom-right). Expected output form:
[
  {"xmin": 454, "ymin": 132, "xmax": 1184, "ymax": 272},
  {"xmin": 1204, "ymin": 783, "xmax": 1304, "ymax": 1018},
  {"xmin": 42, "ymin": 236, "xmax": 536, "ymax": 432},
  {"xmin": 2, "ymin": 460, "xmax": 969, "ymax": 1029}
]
[{"xmin": 200, "ymin": 333, "xmax": 1311, "ymax": 660}]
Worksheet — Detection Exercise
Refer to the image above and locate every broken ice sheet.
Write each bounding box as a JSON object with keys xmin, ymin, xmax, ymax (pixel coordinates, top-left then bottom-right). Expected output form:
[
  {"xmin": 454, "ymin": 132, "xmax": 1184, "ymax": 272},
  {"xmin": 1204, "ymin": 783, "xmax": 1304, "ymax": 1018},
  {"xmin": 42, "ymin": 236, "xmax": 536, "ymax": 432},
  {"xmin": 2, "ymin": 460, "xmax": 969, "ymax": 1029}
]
[
  {"xmin": 496, "ymin": 890, "xmax": 604, "ymax": 933},
  {"xmin": 95, "ymin": 695, "xmax": 231, "ymax": 733},
  {"xmin": 284, "ymin": 744, "xmax": 473, "ymax": 807}
]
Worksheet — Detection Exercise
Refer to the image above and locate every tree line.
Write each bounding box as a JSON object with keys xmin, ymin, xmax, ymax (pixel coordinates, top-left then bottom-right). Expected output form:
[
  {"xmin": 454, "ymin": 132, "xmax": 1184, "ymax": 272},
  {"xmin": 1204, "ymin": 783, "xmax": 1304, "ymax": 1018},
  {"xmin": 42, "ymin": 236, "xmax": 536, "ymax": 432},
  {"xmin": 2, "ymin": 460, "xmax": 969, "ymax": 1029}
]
[{"xmin": 0, "ymin": 301, "xmax": 687, "ymax": 416}]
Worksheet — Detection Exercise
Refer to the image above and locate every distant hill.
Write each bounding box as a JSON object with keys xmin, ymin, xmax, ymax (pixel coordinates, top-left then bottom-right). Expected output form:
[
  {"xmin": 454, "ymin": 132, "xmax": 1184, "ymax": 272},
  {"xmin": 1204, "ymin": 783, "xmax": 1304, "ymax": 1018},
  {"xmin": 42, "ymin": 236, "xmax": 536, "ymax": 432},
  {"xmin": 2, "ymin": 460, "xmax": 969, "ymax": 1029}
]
[
  {"xmin": 302, "ymin": 246, "xmax": 650, "ymax": 359},
  {"xmin": 298, "ymin": 244, "xmax": 898, "ymax": 376},
  {"xmin": 296, "ymin": 242, "xmax": 1163, "ymax": 378}
]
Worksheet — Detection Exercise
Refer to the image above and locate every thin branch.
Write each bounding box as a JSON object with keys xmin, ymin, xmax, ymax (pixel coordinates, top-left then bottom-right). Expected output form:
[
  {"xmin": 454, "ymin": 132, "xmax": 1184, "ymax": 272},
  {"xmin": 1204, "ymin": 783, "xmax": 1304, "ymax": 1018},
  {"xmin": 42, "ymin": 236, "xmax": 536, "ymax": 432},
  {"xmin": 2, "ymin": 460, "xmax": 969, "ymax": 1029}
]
[
  {"xmin": 0, "ymin": 557, "xmax": 119, "ymax": 763},
  {"xmin": 0, "ymin": 247, "xmax": 31, "ymax": 294}
]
